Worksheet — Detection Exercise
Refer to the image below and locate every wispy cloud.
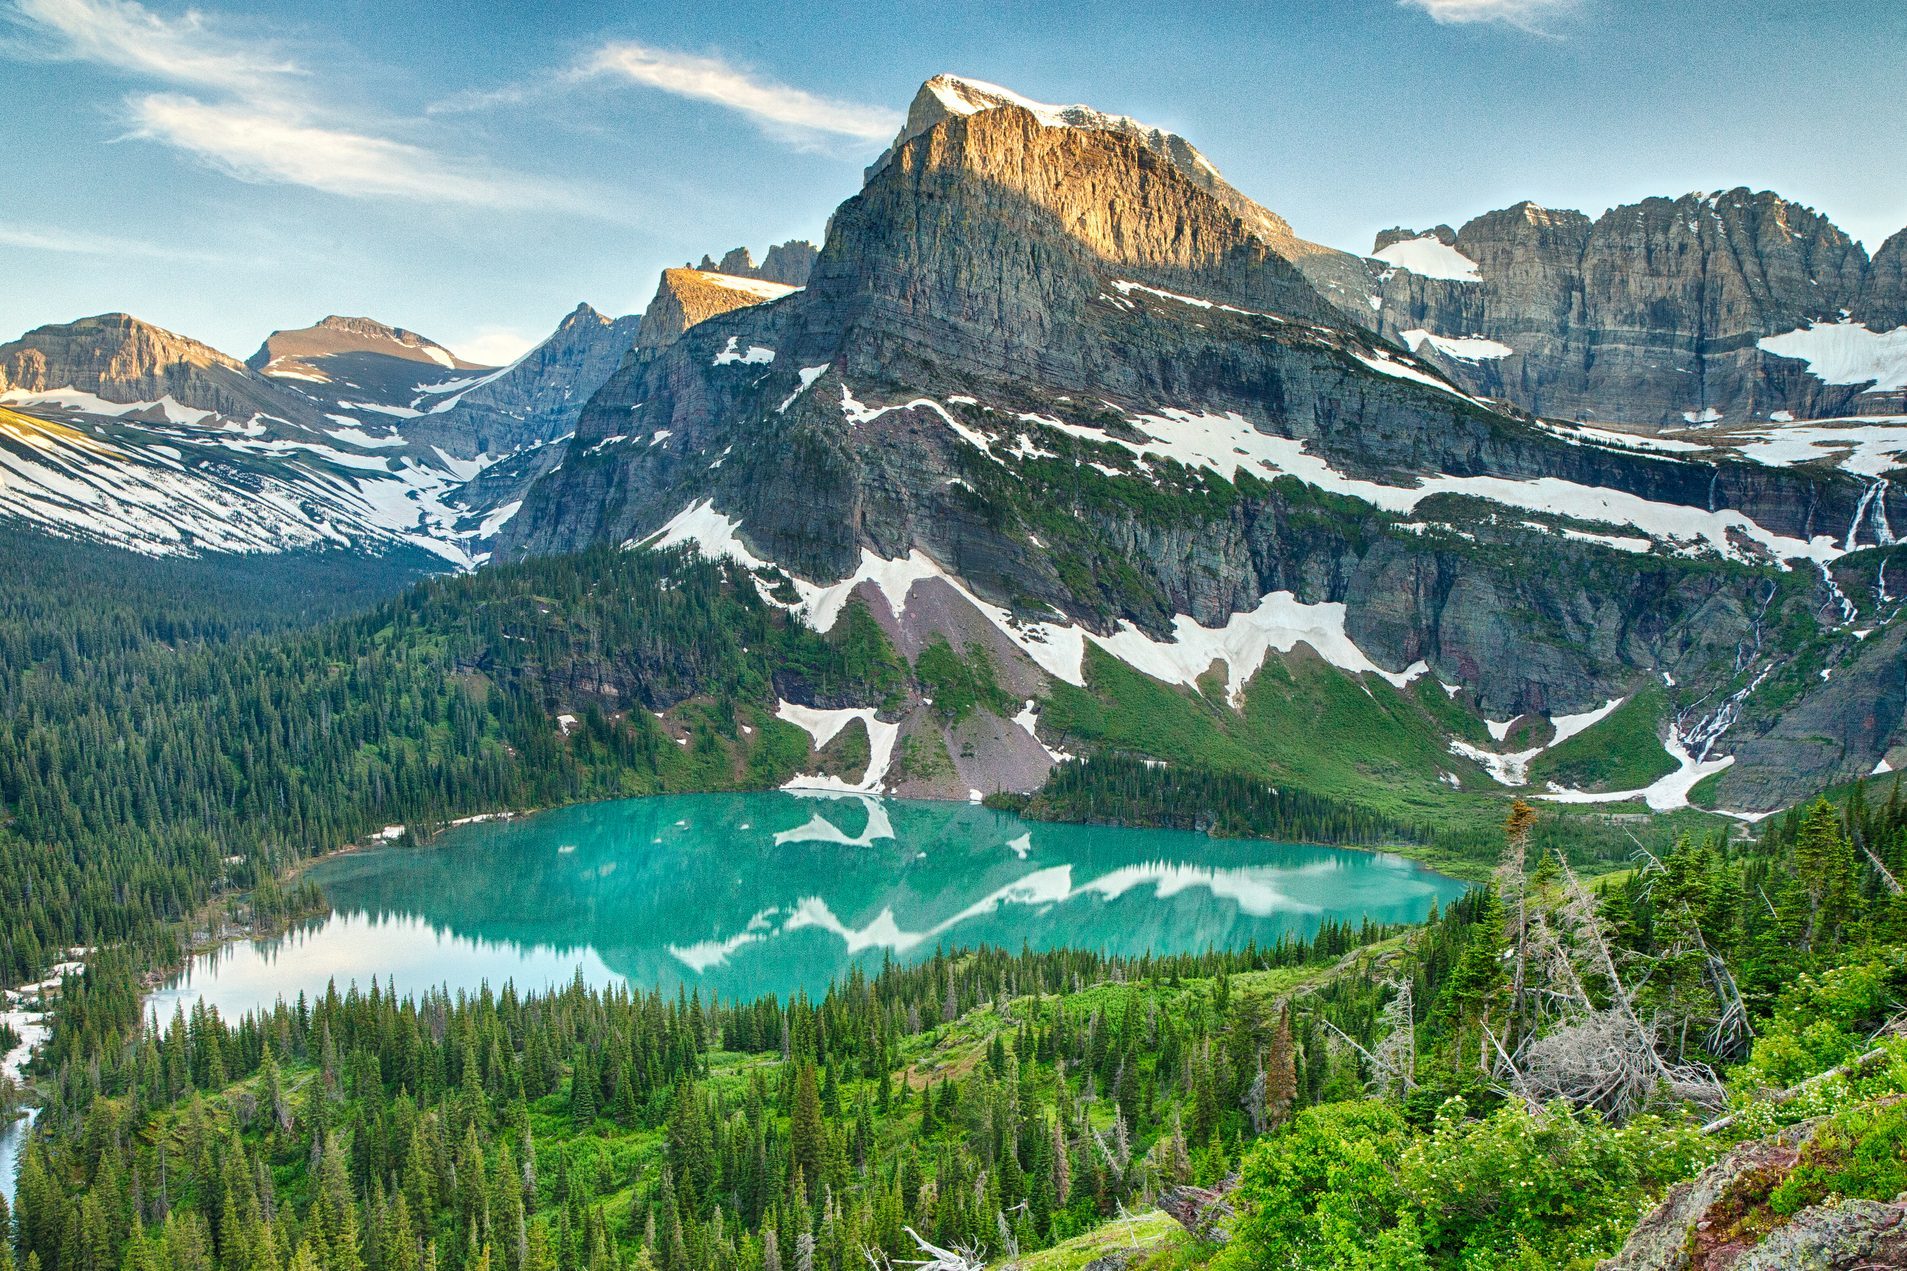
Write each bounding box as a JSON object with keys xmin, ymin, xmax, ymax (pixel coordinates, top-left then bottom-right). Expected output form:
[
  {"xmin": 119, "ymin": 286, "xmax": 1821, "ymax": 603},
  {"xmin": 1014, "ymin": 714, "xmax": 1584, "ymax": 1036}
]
[
  {"xmin": 9, "ymin": 0, "xmax": 297, "ymax": 97},
  {"xmin": 7, "ymin": 0, "xmax": 573, "ymax": 209},
  {"xmin": 1400, "ymin": 0, "xmax": 1578, "ymax": 34},
  {"xmin": 126, "ymin": 93, "xmax": 557, "ymax": 207},
  {"xmin": 579, "ymin": 42, "xmax": 899, "ymax": 145},
  {"xmin": 0, "ymin": 219, "xmax": 229, "ymax": 262}
]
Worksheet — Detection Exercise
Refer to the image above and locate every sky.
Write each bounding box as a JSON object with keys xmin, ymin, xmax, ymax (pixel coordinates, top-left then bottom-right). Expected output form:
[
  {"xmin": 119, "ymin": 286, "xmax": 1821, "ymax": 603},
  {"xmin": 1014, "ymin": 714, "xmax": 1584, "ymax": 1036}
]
[{"xmin": 2, "ymin": 0, "xmax": 1903, "ymax": 365}]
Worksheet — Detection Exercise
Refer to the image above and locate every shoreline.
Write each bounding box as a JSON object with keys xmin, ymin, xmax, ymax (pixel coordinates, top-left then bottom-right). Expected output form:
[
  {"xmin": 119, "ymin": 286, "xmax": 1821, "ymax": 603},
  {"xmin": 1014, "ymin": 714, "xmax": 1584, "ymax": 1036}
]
[
  {"xmin": 142, "ymin": 786, "xmax": 1476, "ymax": 997},
  {"xmin": 28, "ymin": 785, "xmax": 1479, "ymax": 1098}
]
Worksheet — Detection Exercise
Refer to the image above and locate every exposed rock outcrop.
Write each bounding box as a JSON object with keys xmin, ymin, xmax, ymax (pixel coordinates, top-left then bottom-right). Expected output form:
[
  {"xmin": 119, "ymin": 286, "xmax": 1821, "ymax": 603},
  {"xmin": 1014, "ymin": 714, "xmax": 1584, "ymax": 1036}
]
[
  {"xmin": 1598, "ymin": 1104, "xmax": 1907, "ymax": 1271},
  {"xmin": 1371, "ymin": 191, "xmax": 1907, "ymax": 427},
  {"xmin": 693, "ymin": 240, "xmax": 820, "ymax": 288},
  {"xmin": 635, "ymin": 268, "xmax": 799, "ymax": 350},
  {"xmin": 0, "ymin": 313, "xmax": 311, "ymax": 425}
]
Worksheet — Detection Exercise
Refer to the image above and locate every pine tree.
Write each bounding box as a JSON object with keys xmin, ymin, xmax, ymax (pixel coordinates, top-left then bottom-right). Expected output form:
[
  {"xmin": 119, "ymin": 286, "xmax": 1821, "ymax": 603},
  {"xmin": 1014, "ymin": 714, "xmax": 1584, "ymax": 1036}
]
[{"xmin": 1264, "ymin": 1006, "xmax": 1297, "ymax": 1129}]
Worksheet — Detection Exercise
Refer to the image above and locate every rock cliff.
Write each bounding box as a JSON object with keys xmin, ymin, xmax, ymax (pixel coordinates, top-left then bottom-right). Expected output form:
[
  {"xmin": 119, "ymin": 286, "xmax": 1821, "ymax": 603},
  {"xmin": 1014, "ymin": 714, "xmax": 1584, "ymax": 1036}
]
[
  {"xmin": 635, "ymin": 269, "xmax": 801, "ymax": 350},
  {"xmin": 499, "ymin": 78, "xmax": 1902, "ymax": 811},
  {"xmin": 1370, "ymin": 191, "xmax": 1907, "ymax": 426},
  {"xmin": 1, "ymin": 313, "xmax": 314, "ymax": 427}
]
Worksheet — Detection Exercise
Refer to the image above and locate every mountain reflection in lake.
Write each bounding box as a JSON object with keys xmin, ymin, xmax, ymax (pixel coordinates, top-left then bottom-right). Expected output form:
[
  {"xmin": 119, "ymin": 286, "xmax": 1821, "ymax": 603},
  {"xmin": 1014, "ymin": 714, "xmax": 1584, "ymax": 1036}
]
[{"xmin": 150, "ymin": 792, "xmax": 1468, "ymax": 1018}]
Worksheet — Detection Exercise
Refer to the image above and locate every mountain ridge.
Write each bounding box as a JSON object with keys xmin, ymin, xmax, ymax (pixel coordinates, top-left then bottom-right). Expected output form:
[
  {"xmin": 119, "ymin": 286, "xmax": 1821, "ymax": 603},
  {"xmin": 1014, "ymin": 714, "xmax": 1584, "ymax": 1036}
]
[{"xmin": 498, "ymin": 76, "xmax": 1907, "ymax": 815}]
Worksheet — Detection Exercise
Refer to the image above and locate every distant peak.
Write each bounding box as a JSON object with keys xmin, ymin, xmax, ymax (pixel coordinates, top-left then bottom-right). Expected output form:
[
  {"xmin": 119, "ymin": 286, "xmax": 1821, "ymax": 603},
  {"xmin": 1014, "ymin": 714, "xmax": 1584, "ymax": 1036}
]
[
  {"xmin": 915, "ymin": 74, "xmax": 1168, "ymax": 139},
  {"xmin": 691, "ymin": 241, "xmax": 819, "ymax": 289},
  {"xmin": 251, "ymin": 315, "xmax": 488, "ymax": 372},
  {"xmin": 7, "ymin": 312, "xmax": 246, "ymax": 371}
]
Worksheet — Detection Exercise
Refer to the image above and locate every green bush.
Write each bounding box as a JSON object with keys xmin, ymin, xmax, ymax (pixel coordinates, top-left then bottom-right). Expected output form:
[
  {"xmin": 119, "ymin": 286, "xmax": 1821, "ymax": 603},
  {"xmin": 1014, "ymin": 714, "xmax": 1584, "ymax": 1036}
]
[
  {"xmin": 1219, "ymin": 1098, "xmax": 1713, "ymax": 1271},
  {"xmin": 1769, "ymin": 1098, "xmax": 1907, "ymax": 1217}
]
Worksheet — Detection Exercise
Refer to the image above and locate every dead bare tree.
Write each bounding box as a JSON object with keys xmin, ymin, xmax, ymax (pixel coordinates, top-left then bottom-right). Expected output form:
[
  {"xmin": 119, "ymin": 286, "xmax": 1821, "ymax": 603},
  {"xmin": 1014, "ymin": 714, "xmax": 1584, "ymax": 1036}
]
[
  {"xmin": 866, "ymin": 1228, "xmax": 987, "ymax": 1271},
  {"xmin": 1157, "ymin": 1175, "xmax": 1238, "ymax": 1246},
  {"xmin": 1370, "ymin": 978, "xmax": 1416, "ymax": 1098},
  {"xmin": 1503, "ymin": 853, "xmax": 1724, "ymax": 1121},
  {"xmin": 1317, "ymin": 1014, "xmax": 1416, "ymax": 1094},
  {"xmin": 1860, "ymin": 840, "xmax": 1905, "ymax": 895},
  {"xmin": 1631, "ymin": 840, "xmax": 1756, "ymax": 1061},
  {"xmin": 1498, "ymin": 801, "xmax": 1539, "ymax": 1044}
]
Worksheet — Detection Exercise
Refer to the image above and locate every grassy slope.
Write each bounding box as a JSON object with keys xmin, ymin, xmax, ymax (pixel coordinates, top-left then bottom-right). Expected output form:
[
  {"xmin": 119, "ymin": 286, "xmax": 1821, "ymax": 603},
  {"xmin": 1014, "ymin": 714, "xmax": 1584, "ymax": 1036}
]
[
  {"xmin": 1041, "ymin": 646, "xmax": 1496, "ymax": 830},
  {"xmin": 1011, "ymin": 1209, "xmax": 1197, "ymax": 1269},
  {"xmin": 1031, "ymin": 643, "xmax": 1737, "ymax": 880},
  {"xmin": 1525, "ymin": 687, "xmax": 1677, "ymax": 792}
]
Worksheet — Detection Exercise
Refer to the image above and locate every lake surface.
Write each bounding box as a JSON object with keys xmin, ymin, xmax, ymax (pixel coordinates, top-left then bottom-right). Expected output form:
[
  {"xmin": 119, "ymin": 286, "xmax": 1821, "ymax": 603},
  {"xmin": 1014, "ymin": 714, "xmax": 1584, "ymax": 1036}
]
[{"xmin": 150, "ymin": 792, "xmax": 1468, "ymax": 1019}]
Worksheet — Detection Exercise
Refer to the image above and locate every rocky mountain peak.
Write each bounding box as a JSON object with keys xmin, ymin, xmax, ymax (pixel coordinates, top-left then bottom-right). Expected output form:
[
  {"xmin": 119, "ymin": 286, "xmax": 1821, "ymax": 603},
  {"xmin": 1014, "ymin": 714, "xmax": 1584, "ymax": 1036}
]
[
  {"xmin": 873, "ymin": 74, "xmax": 1302, "ymax": 253},
  {"xmin": 0, "ymin": 312, "xmax": 300, "ymax": 422},
  {"xmin": 756, "ymin": 241, "xmax": 819, "ymax": 287},
  {"xmin": 823, "ymin": 100, "xmax": 1338, "ymax": 332},
  {"xmin": 693, "ymin": 241, "xmax": 820, "ymax": 288},
  {"xmin": 1373, "ymin": 225, "xmax": 1456, "ymax": 252},
  {"xmin": 555, "ymin": 302, "xmax": 612, "ymax": 331},
  {"xmin": 249, "ymin": 316, "xmax": 487, "ymax": 378},
  {"xmin": 1865, "ymin": 227, "xmax": 1907, "ymax": 327},
  {"xmin": 2, "ymin": 312, "xmax": 245, "ymax": 385},
  {"xmin": 402, "ymin": 300, "xmax": 642, "ymax": 470},
  {"xmin": 635, "ymin": 268, "xmax": 799, "ymax": 350}
]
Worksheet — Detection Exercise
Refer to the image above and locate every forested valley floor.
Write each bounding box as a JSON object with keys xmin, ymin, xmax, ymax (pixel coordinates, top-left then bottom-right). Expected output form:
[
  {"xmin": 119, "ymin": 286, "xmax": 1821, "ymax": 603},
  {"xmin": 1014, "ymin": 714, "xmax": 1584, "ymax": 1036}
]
[{"xmin": 0, "ymin": 541, "xmax": 1903, "ymax": 1270}]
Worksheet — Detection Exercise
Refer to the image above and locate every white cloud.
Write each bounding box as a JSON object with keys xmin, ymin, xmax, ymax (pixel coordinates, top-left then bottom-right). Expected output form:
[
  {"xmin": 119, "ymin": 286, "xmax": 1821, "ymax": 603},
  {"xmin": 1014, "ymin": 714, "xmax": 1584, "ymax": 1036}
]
[
  {"xmin": 446, "ymin": 326, "xmax": 539, "ymax": 366},
  {"xmin": 1400, "ymin": 0, "xmax": 1577, "ymax": 32},
  {"xmin": 10, "ymin": 0, "xmax": 572, "ymax": 209},
  {"xmin": 580, "ymin": 41, "xmax": 899, "ymax": 144},
  {"xmin": 10, "ymin": 0, "xmax": 298, "ymax": 98},
  {"xmin": 127, "ymin": 93, "xmax": 544, "ymax": 207},
  {"xmin": 0, "ymin": 220, "xmax": 226, "ymax": 261}
]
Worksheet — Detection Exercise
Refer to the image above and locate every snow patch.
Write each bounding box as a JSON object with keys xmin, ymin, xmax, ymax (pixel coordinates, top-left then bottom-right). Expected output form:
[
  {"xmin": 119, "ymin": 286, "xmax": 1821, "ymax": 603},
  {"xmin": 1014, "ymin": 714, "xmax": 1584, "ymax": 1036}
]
[
  {"xmin": 1371, "ymin": 236, "xmax": 1482, "ymax": 282},
  {"xmin": 1759, "ymin": 321, "xmax": 1907, "ymax": 392},
  {"xmin": 778, "ymin": 365, "xmax": 828, "ymax": 414},
  {"xmin": 1538, "ymin": 725, "xmax": 1732, "ymax": 812},
  {"xmin": 1033, "ymin": 406, "xmax": 1838, "ymax": 565},
  {"xmin": 713, "ymin": 336, "xmax": 776, "ymax": 366},
  {"xmin": 1456, "ymin": 697, "xmax": 1623, "ymax": 787},
  {"xmin": 775, "ymin": 701, "xmax": 900, "ymax": 793},
  {"xmin": 1087, "ymin": 591, "xmax": 1425, "ymax": 704},
  {"xmin": 1400, "ymin": 330, "xmax": 1512, "ymax": 361}
]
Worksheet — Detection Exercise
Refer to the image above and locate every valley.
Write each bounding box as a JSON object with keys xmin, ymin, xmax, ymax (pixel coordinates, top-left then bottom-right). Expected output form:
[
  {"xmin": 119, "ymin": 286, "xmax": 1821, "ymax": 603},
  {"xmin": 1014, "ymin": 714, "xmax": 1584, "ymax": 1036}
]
[{"xmin": 0, "ymin": 38, "xmax": 1904, "ymax": 1271}]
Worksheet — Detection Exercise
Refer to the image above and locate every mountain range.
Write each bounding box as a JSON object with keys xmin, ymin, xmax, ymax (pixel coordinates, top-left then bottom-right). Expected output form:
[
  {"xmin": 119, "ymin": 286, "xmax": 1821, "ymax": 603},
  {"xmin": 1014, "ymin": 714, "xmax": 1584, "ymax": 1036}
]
[{"xmin": 4, "ymin": 72, "xmax": 1905, "ymax": 818}]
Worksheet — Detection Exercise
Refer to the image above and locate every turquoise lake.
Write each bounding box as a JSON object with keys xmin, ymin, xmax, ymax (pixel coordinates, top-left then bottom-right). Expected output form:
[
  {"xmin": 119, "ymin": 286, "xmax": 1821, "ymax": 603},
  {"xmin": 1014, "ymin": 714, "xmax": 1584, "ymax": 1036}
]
[{"xmin": 148, "ymin": 792, "xmax": 1470, "ymax": 1018}]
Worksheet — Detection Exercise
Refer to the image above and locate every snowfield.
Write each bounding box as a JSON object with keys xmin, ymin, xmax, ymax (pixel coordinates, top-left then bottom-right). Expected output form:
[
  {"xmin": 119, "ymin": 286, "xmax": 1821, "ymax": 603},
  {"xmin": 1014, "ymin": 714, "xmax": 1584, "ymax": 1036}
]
[
  {"xmin": 1372, "ymin": 235, "xmax": 1483, "ymax": 282},
  {"xmin": 1759, "ymin": 320, "xmax": 1907, "ymax": 393}
]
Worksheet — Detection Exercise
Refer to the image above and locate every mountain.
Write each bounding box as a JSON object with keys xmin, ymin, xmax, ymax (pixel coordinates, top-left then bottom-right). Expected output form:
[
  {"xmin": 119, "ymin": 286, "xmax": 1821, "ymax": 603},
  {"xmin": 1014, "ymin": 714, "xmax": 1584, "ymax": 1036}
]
[
  {"xmin": 0, "ymin": 303, "xmax": 638, "ymax": 566},
  {"xmin": 1366, "ymin": 191, "xmax": 1907, "ymax": 427},
  {"xmin": 874, "ymin": 74, "xmax": 1378, "ymax": 308},
  {"xmin": 694, "ymin": 240, "xmax": 820, "ymax": 287},
  {"xmin": 403, "ymin": 302, "xmax": 640, "ymax": 456},
  {"xmin": 1, "ymin": 312, "xmax": 322, "ymax": 428},
  {"xmin": 635, "ymin": 268, "xmax": 801, "ymax": 349},
  {"xmin": 500, "ymin": 73, "xmax": 1907, "ymax": 816},
  {"xmin": 247, "ymin": 314, "xmax": 494, "ymax": 432}
]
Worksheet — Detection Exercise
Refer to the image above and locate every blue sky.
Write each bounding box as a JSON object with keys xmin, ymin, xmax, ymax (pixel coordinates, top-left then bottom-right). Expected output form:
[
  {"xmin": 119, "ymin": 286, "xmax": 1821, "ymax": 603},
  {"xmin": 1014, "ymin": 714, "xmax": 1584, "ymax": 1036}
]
[{"xmin": 3, "ymin": 0, "xmax": 1903, "ymax": 364}]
